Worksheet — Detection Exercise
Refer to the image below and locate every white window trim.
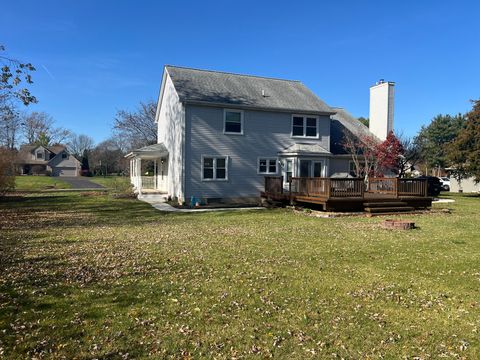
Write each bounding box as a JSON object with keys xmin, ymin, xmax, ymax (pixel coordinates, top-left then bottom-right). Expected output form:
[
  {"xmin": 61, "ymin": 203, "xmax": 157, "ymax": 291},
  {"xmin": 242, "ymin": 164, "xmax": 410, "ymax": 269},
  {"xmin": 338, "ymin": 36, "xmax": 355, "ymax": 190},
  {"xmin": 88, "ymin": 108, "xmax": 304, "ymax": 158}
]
[
  {"xmin": 257, "ymin": 157, "xmax": 278, "ymax": 175},
  {"xmin": 201, "ymin": 155, "xmax": 229, "ymax": 181},
  {"xmin": 291, "ymin": 114, "xmax": 320, "ymax": 139},
  {"xmin": 223, "ymin": 109, "xmax": 244, "ymax": 135}
]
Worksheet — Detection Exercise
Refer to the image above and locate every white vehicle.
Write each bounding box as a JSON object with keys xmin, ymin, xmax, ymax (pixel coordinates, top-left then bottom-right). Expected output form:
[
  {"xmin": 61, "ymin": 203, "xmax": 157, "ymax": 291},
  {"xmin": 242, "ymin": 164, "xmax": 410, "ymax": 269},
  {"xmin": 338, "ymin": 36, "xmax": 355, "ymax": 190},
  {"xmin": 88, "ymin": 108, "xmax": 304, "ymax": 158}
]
[{"xmin": 438, "ymin": 177, "xmax": 451, "ymax": 191}]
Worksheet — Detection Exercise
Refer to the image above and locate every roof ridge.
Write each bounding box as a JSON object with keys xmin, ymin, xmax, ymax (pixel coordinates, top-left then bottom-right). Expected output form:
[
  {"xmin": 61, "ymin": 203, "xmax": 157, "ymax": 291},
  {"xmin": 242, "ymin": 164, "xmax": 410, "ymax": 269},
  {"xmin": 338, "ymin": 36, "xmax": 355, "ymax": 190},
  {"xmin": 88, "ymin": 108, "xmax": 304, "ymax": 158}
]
[{"xmin": 165, "ymin": 65, "xmax": 302, "ymax": 83}]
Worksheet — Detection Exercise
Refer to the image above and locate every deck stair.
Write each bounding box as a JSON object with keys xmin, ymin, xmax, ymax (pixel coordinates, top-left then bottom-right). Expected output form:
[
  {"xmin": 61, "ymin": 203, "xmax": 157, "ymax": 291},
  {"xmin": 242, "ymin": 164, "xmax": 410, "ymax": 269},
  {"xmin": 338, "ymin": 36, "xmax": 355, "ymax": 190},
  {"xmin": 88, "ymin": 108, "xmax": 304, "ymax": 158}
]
[{"xmin": 363, "ymin": 201, "xmax": 415, "ymax": 215}]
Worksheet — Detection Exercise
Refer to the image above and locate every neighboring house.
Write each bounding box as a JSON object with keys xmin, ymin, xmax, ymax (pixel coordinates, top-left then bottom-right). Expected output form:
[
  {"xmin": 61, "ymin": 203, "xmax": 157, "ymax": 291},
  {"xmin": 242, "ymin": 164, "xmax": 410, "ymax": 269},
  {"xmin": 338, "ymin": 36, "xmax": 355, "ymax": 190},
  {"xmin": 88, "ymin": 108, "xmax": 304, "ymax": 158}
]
[
  {"xmin": 15, "ymin": 145, "xmax": 81, "ymax": 177},
  {"xmin": 448, "ymin": 176, "xmax": 480, "ymax": 193},
  {"xmin": 127, "ymin": 66, "xmax": 393, "ymax": 203}
]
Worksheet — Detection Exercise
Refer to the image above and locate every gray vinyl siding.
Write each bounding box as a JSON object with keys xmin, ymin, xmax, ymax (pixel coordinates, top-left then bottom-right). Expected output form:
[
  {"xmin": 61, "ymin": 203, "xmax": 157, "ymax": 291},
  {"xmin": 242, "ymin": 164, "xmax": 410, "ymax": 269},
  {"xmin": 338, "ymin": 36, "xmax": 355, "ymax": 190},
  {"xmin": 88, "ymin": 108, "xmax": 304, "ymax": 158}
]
[
  {"xmin": 184, "ymin": 105, "xmax": 331, "ymax": 199},
  {"xmin": 48, "ymin": 152, "xmax": 80, "ymax": 168},
  {"xmin": 48, "ymin": 151, "xmax": 81, "ymax": 176}
]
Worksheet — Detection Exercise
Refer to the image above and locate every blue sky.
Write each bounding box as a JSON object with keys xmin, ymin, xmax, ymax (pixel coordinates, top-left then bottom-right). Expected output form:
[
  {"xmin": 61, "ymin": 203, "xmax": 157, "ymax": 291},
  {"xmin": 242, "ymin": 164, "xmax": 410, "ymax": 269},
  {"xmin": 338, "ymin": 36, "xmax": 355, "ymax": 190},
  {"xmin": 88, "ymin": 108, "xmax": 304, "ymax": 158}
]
[{"xmin": 2, "ymin": 0, "xmax": 479, "ymax": 143}]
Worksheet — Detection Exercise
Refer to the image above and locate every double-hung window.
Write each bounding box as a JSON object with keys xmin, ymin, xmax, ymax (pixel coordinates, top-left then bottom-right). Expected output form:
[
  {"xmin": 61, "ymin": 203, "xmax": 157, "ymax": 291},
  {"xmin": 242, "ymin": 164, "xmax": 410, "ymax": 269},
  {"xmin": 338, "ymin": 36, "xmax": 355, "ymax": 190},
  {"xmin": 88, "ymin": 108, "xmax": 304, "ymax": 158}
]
[
  {"xmin": 291, "ymin": 115, "xmax": 319, "ymax": 138},
  {"xmin": 258, "ymin": 158, "xmax": 277, "ymax": 174},
  {"xmin": 224, "ymin": 109, "xmax": 243, "ymax": 134},
  {"xmin": 202, "ymin": 156, "xmax": 228, "ymax": 181}
]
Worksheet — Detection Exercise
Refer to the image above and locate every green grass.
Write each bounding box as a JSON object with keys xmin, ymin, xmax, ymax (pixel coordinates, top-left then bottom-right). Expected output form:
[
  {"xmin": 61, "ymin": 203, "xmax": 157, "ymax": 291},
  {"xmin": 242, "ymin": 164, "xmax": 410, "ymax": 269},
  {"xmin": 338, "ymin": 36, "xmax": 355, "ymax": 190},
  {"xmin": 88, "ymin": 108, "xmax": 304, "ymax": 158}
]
[
  {"xmin": 88, "ymin": 175, "xmax": 130, "ymax": 188},
  {"xmin": 14, "ymin": 176, "xmax": 71, "ymax": 191},
  {"xmin": 0, "ymin": 192, "xmax": 479, "ymax": 358}
]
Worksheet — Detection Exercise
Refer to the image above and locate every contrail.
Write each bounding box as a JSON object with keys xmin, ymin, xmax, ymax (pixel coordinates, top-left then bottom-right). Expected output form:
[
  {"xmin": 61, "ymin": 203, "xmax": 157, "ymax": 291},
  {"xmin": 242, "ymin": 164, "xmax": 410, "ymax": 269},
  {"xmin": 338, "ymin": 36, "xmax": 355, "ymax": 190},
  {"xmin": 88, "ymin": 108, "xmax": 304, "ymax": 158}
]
[{"xmin": 42, "ymin": 64, "xmax": 55, "ymax": 80}]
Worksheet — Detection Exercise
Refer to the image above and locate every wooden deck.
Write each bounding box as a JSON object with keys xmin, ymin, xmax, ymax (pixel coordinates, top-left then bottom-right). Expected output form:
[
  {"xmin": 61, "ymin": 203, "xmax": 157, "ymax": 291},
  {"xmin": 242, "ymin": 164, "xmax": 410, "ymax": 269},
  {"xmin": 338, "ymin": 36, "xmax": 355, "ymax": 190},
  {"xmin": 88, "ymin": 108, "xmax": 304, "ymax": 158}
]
[{"xmin": 261, "ymin": 176, "xmax": 432, "ymax": 213}]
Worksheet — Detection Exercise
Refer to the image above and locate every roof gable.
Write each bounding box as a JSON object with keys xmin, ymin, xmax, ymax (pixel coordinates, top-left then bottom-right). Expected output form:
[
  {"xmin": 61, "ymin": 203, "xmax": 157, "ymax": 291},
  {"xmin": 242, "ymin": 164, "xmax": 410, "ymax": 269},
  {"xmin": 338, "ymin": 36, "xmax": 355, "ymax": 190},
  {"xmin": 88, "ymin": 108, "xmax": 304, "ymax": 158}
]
[
  {"xmin": 47, "ymin": 148, "xmax": 79, "ymax": 165},
  {"xmin": 165, "ymin": 65, "xmax": 334, "ymax": 114},
  {"xmin": 330, "ymin": 108, "xmax": 376, "ymax": 155}
]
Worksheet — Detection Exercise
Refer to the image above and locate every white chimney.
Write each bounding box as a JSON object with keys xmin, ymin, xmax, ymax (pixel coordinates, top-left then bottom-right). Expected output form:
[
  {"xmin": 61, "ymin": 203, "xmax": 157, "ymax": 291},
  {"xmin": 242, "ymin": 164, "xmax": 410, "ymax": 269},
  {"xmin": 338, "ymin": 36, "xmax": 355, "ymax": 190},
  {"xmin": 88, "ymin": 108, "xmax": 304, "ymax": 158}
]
[{"xmin": 369, "ymin": 80, "xmax": 395, "ymax": 140}]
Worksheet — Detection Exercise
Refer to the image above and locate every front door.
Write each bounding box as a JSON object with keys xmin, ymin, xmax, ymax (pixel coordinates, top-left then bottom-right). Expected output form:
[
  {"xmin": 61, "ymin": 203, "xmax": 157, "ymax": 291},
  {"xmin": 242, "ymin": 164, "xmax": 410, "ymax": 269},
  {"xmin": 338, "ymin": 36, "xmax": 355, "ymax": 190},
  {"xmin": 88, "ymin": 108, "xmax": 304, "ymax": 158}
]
[{"xmin": 157, "ymin": 157, "xmax": 168, "ymax": 192}]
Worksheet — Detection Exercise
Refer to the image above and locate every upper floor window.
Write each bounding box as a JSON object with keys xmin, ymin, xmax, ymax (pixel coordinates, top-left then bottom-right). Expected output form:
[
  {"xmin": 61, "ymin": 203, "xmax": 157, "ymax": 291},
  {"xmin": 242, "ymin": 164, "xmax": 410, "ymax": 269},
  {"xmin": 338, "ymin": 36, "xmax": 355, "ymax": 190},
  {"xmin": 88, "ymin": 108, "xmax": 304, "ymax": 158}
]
[
  {"xmin": 202, "ymin": 156, "xmax": 228, "ymax": 181},
  {"xmin": 291, "ymin": 115, "xmax": 319, "ymax": 138},
  {"xmin": 36, "ymin": 152, "xmax": 43, "ymax": 159},
  {"xmin": 258, "ymin": 158, "xmax": 278, "ymax": 174},
  {"xmin": 224, "ymin": 110, "xmax": 243, "ymax": 135},
  {"xmin": 62, "ymin": 153, "xmax": 68, "ymax": 159}
]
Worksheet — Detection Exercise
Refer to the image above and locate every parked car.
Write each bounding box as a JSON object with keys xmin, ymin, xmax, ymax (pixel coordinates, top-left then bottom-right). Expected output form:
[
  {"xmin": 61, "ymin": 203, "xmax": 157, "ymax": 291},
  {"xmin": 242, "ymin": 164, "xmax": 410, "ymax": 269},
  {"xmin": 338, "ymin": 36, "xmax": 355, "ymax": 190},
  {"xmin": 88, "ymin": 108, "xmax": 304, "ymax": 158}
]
[
  {"xmin": 417, "ymin": 176, "xmax": 442, "ymax": 197},
  {"xmin": 438, "ymin": 176, "xmax": 451, "ymax": 191}
]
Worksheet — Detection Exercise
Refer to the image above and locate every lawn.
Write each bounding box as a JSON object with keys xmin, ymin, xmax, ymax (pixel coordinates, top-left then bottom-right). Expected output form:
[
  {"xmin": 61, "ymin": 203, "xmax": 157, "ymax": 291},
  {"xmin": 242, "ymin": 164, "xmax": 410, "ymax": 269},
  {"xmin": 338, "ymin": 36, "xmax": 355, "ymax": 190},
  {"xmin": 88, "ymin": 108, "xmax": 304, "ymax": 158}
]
[
  {"xmin": 14, "ymin": 176, "xmax": 71, "ymax": 191},
  {"xmin": 88, "ymin": 175, "xmax": 130, "ymax": 188},
  {"xmin": 0, "ymin": 192, "xmax": 479, "ymax": 359}
]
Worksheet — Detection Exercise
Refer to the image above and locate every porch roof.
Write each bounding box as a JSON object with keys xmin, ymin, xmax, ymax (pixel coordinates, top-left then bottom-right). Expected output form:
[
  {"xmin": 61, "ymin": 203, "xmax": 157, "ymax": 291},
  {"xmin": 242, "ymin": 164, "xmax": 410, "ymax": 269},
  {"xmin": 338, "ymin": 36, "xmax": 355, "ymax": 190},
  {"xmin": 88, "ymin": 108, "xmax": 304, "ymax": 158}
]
[
  {"xmin": 125, "ymin": 143, "xmax": 168, "ymax": 159},
  {"xmin": 278, "ymin": 143, "xmax": 331, "ymax": 156}
]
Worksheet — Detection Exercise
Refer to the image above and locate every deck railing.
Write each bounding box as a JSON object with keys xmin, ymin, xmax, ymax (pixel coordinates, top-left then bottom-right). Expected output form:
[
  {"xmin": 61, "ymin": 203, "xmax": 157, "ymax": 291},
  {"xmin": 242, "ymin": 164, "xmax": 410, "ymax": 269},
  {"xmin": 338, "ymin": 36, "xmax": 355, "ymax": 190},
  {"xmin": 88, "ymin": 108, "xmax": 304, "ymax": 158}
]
[
  {"xmin": 330, "ymin": 178, "xmax": 365, "ymax": 197},
  {"xmin": 290, "ymin": 177, "xmax": 364, "ymax": 198},
  {"xmin": 368, "ymin": 177, "xmax": 397, "ymax": 196},
  {"xmin": 398, "ymin": 178, "xmax": 428, "ymax": 197},
  {"xmin": 367, "ymin": 177, "xmax": 428, "ymax": 197},
  {"xmin": 264, "ymin": 176, "xmax": 428, "ymax": 199}
]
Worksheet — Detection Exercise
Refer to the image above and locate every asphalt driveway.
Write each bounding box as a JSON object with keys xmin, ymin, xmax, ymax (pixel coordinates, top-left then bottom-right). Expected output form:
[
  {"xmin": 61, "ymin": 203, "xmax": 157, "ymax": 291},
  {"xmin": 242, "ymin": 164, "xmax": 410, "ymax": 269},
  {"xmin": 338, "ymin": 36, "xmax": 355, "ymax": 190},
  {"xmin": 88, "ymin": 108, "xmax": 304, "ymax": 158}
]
[{"xmin": 60, "ymin": 177, "xmax": 105, "ymax": 189}]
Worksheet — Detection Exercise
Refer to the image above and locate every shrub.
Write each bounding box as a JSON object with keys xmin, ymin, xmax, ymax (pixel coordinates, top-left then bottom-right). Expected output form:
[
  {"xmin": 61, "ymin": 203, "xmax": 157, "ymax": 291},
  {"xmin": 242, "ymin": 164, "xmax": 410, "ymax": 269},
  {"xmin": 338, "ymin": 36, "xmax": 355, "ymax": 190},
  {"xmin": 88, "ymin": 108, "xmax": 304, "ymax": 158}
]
[{"xmin": 0, "ymin": 148, "xmax": 16, "ymax": 196}]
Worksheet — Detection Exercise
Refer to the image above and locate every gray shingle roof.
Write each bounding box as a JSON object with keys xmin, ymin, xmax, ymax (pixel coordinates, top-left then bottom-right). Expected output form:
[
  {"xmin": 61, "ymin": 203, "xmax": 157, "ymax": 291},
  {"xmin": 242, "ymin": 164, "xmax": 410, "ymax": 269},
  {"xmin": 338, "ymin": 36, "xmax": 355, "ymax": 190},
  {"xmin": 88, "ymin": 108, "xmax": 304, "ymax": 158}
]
[
  {"xmin": 15, "ymin": 145, "xmax": 67, "ymax": 164},
  {"xmin": 126, "ymin": 143, "xmax": 168, "ymax": 158},
  {"xmin": 165, "ymin": 65, "xmax": 334, "ymax": 114},
  {"xmin": 278, "ymin": 143, "xmax": 331, "ymax": 156},
  {"xmin": 330, "ymin": 108, "xmax": 375, "ymax": 155}
]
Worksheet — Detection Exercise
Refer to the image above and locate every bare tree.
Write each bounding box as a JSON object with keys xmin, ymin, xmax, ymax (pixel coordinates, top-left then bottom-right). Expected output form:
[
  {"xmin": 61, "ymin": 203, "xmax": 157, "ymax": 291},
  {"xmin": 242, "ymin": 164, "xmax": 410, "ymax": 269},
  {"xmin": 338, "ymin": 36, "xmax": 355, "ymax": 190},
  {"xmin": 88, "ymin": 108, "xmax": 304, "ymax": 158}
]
[
  {"xmin": 67, "ymin": 133, "xmax": 95, "ymax": 158},
  {"xmin": 396, "ymin": 132, "xmax": 421, "ymax": 178},
  {"xmin": 0, "ymin": 45, "xmax": 37, "ymax": 150},
  {"xmin": 113, "ymin": 101, "xmax": 157, "ymax": 151},
  {"xmin": 342, "ymin": 130, "xmax": 379, "ymax": 179},
  {"xmin": 89, "ymin": 138, "xmax": 128, "ymax": 175},
  {"xmin": 21, "ymin": 111, "xmax": 70, "ymax": 145},
  {"xmin": 0, "ymin": 106, "xmax": 21, "ymax": 149}
]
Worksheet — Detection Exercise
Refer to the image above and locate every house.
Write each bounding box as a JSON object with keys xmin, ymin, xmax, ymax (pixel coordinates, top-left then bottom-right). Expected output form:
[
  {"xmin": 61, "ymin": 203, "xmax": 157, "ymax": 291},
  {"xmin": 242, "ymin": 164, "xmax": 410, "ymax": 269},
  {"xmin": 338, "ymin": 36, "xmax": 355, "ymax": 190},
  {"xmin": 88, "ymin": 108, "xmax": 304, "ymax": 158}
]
[
  {"xmin": 448, "ymin": 176, "xmax": 480, "ymax": 193},
  {"xmin": 15, "ymin": 145, "xmax": 81, "ymax": 177},
  {"xmin": 127, "ymin": 66, "xmax": 394, "ymax": 204}
]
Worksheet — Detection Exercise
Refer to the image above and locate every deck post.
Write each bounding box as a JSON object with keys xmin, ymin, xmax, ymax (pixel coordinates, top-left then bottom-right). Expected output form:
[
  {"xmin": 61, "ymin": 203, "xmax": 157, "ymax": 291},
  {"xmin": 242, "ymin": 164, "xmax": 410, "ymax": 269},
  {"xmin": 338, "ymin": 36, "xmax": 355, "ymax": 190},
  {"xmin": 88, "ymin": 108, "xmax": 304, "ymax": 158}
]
[{"xmin": 326, "ymin": 178, "xmax": 331, "ymax": 199}]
